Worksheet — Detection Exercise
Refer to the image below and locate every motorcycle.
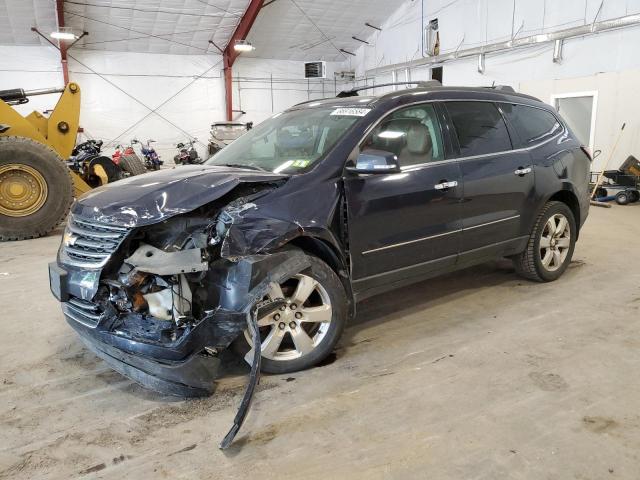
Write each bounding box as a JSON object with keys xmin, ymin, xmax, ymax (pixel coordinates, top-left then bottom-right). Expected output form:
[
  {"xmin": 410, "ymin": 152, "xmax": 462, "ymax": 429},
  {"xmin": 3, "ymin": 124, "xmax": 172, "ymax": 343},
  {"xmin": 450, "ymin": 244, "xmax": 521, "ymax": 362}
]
[
  {"xmin": 68, "ymin": 139, "xmax": 123, "ymax": 188},
  {"xmin": 132, "ymin": 138, "xmax": 163, "ymax": 170},
  {"xmin": 174, "ymin": 139, "xmax": 202, "ymax": 165}
]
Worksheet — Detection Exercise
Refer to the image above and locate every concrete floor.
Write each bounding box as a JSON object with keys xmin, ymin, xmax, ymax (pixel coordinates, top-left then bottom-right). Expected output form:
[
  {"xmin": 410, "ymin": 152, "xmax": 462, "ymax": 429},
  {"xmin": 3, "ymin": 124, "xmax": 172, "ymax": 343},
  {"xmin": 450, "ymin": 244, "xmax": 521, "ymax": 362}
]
[{"xmin": 1, "ymin": 204, "xmax": 639, "ymax": 479}]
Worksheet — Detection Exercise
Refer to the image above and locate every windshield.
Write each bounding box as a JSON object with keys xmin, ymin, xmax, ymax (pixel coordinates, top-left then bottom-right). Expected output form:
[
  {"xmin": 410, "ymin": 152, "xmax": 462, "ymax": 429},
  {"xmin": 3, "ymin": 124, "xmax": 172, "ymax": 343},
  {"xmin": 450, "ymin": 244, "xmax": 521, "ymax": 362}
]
[{"xmin": 205, "ymin": 106, "xmax": 369, "ymax": 174}]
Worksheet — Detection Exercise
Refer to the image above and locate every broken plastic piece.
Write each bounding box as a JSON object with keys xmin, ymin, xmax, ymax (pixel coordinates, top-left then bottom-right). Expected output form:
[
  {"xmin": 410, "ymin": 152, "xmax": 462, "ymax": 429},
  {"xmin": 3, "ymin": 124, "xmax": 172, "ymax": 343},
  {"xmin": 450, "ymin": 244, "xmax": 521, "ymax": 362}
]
[{"xmin": 219, "ymin": 307, "xmax": 261, "ymax": 450}]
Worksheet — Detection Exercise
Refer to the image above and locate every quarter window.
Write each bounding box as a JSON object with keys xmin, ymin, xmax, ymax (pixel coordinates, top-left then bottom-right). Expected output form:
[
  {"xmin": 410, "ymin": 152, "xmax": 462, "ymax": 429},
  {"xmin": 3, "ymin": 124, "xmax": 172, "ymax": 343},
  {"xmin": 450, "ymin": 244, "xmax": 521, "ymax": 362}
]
[
  {"xmin": 500, "ymin": 103, "xmax": 562, "ymax": 145},
  {"xmin": 446, "ymin": 101, "xmax": 512, "ymax": 156},
  {"xmin": 362, "ymin": 104, "xmax": 444, "ymax": 167}
]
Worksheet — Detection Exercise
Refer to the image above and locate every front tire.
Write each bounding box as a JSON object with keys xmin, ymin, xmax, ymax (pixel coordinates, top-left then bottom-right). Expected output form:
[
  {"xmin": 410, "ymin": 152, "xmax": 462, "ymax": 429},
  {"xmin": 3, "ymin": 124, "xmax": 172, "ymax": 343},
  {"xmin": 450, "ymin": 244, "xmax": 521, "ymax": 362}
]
[
  {"xmin": 513, "ymin": 201, "xmax": 576, "ymax": 282},
  {"xmin": 235, "ymin": 252, "xmax": 347, "ymax": 374},
  {"xmin": 0, "ymin": 136, "xmax": 73, "ymax": 241},
  {"xmin": 119, "ymin": 154, "xmax": 146, "ymax": 176}
]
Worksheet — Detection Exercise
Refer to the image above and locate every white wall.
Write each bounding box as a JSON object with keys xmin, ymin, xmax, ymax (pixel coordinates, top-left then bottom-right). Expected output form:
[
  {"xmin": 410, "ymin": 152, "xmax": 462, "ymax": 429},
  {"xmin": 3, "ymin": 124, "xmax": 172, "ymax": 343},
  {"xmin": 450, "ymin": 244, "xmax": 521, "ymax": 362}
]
[
  {"xmin": 1, "ymin": 45, "xmax": 347, "ymax": 161},
  {"xmin": 341, "ymin": 0, "xmax": 640, "ymax": 170},
  {"xmin": 0, "ymin": 45, "xmax": 62, "ymax": 115}
]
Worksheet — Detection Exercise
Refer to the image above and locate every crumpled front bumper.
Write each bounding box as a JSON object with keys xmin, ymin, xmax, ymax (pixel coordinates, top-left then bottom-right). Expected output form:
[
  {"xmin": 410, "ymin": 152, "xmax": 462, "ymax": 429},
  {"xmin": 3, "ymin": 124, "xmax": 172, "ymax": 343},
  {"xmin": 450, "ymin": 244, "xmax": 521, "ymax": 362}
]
[
  {"xmin": 50, "ymin": 250, "xmax": 311, "ymax": 397},
  {"xmin": 70, "ymin": 319, "xmax": 221, "ymax": 397}
]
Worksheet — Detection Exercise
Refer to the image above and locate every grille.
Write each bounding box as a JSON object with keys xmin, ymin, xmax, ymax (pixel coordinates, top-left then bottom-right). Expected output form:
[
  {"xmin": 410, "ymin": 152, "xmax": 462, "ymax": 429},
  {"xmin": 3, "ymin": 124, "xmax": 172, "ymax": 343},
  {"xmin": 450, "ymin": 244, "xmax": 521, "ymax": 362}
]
[
  {"xmin": 63, "ymin": 297, "xmax": 104, "ymax": 328},
  {"xmin": 63, "ymin": 215, "xmax": 130, "ymax": 268}
]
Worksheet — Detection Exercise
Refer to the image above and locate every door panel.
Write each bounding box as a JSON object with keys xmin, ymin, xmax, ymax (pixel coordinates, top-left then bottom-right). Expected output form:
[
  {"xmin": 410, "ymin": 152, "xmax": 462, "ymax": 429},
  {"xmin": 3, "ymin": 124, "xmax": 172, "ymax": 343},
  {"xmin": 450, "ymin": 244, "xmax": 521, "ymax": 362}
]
[
  {"xmin": 445, "ymin": 101, "xmax": 535, "ymax": 254},
  {"xmin": 459, "ymin": 151, "xmax": 535, "ymax": 252},
  {"xmin": 346, "ymin": 161, "xmax": 463, "ymax": 285}
]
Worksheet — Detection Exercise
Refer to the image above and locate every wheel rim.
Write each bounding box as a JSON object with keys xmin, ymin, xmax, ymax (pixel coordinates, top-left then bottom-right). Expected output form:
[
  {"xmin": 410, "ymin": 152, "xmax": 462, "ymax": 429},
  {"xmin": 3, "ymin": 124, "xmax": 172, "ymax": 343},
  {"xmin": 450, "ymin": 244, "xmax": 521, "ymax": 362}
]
[
  {"xmin": 539, "ymin": 213, "xmax": 570, "ymax": 272},
  {"xmin": 0, "ymin": 164, "xmax": 48, "ymax": 217},
  {"xmin": 244, "ymin": 273, "xmax": 333, "ymax": 361}
]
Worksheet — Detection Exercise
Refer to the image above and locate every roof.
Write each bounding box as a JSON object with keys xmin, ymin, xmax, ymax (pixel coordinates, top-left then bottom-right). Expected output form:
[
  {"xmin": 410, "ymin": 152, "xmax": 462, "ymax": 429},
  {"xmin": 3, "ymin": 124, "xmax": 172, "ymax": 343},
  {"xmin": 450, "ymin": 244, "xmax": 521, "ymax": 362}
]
[{"xmin": 1, "ymin": 0, "xmax": 400, "ymax": 59}]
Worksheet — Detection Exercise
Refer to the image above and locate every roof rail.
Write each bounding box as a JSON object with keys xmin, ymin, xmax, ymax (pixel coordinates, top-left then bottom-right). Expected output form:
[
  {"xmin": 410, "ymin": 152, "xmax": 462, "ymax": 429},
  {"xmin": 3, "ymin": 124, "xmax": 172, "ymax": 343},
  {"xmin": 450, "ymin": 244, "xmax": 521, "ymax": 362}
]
[
  {"xmin": 336, "ymin": 80, "xmax": 442, "ymax": 97},
  {"xmin": 485, "ymin": 85, "xmax": 516, "ymax": 93}
]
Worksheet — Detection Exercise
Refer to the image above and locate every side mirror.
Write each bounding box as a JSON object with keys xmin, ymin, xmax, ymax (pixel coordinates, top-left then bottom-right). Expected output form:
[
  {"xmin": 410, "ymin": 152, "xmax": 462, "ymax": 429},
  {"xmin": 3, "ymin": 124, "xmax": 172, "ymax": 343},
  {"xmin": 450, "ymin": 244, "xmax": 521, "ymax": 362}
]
[{"xmin": 346, "ymin": 149, "xmax": 401, "ymax": 174}]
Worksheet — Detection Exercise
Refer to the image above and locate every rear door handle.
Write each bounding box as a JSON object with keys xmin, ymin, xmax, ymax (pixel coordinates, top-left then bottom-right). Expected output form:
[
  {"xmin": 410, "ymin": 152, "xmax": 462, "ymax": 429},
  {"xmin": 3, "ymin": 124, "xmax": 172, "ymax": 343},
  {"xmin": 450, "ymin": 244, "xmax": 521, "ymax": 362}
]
[
  {"xmin": 434, "ymin": 180, "xmax": 458, "ymax": 190},
  {"xmin": 514, "ymin": 166, "xmax": 532, "ymax": 176}
]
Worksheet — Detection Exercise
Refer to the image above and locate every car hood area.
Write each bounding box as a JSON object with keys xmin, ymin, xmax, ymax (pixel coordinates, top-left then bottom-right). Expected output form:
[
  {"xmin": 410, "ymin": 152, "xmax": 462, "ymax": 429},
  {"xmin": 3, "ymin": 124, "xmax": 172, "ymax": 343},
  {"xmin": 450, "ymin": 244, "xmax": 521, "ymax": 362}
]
[{"xmin": 71, "ymin": 165, "xmax": 288, "ymax": 227}]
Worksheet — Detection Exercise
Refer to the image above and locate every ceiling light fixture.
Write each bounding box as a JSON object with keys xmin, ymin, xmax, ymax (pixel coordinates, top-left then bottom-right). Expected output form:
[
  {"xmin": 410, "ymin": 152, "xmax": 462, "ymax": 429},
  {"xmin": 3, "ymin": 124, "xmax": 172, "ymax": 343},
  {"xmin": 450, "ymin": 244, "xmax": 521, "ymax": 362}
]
[
  {"xmin": 234, "ymin": 39, "xmax": 255, "ymax": 52},
  {"xmin": 50, "ymin": 27, "xmax": 78, "ymax": 40}
]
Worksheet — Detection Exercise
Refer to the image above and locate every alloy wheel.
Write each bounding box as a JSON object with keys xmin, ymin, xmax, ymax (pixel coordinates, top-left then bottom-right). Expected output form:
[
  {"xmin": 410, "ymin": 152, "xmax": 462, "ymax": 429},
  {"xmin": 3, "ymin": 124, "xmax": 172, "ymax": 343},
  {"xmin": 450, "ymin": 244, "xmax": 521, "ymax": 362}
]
[
  {"xmin": 539, "ymin": 213, "xmax": 571, "ymax": 272},
  {"xmin": 244, "ymin": 274, "xmax": 333, "ymax": 361}
]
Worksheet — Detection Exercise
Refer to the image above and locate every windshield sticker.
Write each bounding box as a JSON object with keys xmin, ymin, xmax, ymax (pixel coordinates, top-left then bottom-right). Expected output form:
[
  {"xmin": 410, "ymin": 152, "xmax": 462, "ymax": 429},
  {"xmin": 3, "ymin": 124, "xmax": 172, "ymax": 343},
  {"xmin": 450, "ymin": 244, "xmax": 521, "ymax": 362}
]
[
  {"xmin": 290, "ymin": 160, "xmax": 311, "ymax": 168},
  {"xmin": 330, "ymin": 107, "xmax": 371, "ymax": 117}
]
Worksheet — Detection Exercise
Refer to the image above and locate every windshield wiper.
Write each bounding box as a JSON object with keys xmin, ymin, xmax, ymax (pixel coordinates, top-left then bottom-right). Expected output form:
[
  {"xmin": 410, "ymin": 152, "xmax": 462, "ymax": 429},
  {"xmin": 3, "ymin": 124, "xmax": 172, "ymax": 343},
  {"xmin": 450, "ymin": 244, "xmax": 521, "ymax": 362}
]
[{"xmin": 217, "ymin": 163, "xmax": 269, "ymax": 172}]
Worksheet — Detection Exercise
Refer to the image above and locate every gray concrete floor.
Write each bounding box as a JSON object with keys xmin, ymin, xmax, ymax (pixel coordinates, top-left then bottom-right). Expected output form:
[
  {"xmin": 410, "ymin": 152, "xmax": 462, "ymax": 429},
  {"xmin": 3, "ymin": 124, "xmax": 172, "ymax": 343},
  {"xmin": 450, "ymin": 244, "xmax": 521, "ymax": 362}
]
[{"xmin": 1, "ymin": 204, "xmax": 639, "ymax": 479}]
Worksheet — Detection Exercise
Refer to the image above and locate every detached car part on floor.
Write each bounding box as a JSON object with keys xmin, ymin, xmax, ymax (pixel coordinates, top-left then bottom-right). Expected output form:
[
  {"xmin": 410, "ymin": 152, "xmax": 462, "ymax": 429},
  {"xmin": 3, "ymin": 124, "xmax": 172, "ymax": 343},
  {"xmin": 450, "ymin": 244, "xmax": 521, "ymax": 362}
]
[{"xmin": 49, "ymin": 83, "xmax": 590, "ymax": 447}]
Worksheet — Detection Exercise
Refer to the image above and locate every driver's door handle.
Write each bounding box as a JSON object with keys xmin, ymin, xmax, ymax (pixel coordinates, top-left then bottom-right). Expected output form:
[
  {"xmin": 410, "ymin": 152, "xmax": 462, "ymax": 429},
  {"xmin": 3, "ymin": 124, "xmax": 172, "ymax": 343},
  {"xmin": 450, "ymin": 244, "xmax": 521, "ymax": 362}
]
[
  {"xmin": 514, "ymin": 166, "xmax": 532, "ymax": 176},
  {"xmin": 434, "ymin": 180, "xmax": 458, "ymax": 190}
]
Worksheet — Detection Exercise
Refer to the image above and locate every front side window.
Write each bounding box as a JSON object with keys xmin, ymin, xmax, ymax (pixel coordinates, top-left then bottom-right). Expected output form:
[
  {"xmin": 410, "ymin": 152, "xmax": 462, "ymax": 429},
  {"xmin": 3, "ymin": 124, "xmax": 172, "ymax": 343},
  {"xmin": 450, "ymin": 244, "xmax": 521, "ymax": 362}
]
[
  {"xmin": 446, "ymin": 101, "xmax": 512, "ymax": 156},
  {"xmin": 362, "ymin": 104, "xmax": 444, "ymax": 167},
  {"xmin": 500, "ymin": 103, "xmax": 562, "ymax": 145},
  {"xmin": 206, "ymin": 106, "xmax": 366, "ymax": 174}
]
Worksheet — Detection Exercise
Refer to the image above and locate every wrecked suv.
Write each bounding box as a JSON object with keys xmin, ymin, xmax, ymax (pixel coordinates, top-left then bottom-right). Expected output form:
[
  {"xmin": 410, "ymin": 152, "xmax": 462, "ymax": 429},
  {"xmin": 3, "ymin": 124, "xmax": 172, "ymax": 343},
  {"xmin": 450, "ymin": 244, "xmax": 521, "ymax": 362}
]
[{"xmin": 49, "ymin": 84, "xmax": 590, "ymax": 398}]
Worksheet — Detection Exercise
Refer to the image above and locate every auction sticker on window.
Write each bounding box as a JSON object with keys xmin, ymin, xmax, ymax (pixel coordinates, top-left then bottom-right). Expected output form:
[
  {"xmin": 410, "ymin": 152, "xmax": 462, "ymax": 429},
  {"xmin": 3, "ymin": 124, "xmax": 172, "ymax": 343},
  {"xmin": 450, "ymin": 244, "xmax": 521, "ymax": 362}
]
[{"xmin": 330, "ymin": 107, "xmax": 371, "ymax": 116}]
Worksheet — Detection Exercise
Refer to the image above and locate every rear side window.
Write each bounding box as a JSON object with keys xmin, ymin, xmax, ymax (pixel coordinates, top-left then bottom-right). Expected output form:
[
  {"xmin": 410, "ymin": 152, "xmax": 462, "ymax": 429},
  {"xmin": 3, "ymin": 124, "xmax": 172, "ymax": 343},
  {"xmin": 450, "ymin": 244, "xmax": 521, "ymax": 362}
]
[
  {"xmin": 446, "ymin": 101, "xmax": 512, "ymax": 156},
  {"xmin": 500, "ymin": 103, "xmax": 562, "ymax": 145}
]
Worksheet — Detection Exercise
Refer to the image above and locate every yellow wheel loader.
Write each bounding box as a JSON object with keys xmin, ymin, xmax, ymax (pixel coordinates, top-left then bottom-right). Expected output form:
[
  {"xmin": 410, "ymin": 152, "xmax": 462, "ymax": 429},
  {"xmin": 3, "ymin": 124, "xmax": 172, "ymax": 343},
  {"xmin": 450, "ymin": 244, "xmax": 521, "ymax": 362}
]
[{"xmin": 0, "ymin": 83, "xmax": 117, "ymax": 241}]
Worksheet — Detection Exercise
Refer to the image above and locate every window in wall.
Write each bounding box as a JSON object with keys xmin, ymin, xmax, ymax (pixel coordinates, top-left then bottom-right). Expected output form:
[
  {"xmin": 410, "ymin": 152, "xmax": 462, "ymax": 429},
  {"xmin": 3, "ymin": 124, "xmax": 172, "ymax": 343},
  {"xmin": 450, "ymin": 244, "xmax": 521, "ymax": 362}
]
[
  {"xmin": 431, "ymin": 66, "xmax": 443, "ymax": 83},
  {"xmin": 362, "ymin": 104, "xmax": 444, "ymax": 167},
  {"xmin": 446, "ymin": 101, "xmax": 512, "ymax": 156},
  {"xmin": 500, "ymin": 103, "xmax": 562, "ymax": 145}
]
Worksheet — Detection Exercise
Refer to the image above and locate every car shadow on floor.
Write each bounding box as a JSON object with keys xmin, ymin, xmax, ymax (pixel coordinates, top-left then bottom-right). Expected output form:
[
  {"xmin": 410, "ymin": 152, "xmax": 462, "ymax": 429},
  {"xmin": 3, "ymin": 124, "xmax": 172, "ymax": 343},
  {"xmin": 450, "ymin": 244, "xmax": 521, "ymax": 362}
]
[{"xmin": 341, "ymin": 258, "xmax": 520, "ymax": 344}]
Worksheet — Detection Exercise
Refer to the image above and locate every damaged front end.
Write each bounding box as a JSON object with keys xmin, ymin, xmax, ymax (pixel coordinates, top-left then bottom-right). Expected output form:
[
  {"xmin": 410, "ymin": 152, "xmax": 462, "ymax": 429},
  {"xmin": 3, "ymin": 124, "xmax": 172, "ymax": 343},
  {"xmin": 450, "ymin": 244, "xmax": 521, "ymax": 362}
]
[{"xmin": 49, "ymin": 175, "xmax": 307, "ymax": 397}]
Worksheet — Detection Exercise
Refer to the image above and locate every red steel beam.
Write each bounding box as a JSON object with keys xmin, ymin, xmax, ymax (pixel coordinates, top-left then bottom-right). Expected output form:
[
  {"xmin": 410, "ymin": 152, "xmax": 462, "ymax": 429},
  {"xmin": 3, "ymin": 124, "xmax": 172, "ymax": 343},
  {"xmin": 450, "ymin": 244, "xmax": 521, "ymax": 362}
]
[
  {"xmin": 55, "ymin": 0, "xmax": 69, "ymax": 84},
  {"xmin": 223, "ymin": 0, "xmax": 264, "ymax": 120}
]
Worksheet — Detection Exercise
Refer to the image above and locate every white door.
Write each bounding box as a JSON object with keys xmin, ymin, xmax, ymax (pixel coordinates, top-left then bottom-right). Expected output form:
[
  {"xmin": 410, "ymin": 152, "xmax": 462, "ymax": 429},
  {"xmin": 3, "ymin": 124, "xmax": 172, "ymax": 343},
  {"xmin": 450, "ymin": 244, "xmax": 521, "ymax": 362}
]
[{"xmin": 550, "ymin": 91, "xmax": 598, "ymax": 152}]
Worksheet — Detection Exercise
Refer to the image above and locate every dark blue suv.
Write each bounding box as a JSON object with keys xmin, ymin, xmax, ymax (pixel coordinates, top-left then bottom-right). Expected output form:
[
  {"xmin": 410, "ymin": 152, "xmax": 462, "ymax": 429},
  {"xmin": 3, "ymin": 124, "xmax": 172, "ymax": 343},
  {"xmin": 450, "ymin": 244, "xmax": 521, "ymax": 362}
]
[{"xmin": 49, "ymin": 84, "xmax": 590, "ymax": 398}]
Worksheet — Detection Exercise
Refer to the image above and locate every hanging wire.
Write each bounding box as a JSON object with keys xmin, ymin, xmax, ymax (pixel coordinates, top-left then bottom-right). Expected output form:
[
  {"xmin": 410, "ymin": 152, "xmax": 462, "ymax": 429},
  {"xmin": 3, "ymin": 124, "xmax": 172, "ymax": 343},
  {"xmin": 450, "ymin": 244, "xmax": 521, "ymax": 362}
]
[
  {"xmin": 64, "ymin": 11, "xmax": 211, "ymax": 52},
  {"xmin": 288, "ymin": 0, "xmax": 347, "ymax": 60},
  {"xmin": 65, "ymin": 50, "xmax": 221, "ymax": 146},
  {"xmin": 65, "ymin": 1, "xmax": 233, "ymax": 18}
]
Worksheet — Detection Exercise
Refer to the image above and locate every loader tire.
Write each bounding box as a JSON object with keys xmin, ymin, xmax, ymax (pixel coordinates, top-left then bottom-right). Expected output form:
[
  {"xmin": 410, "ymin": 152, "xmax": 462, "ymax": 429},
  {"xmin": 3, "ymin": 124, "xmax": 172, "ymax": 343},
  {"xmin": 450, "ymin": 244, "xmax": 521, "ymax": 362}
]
[
  {"xmin": 0, "ymin": 136, "xmax": 73, "ymax": 241},
  {"xmin": 120, "ymin": 154, "xmax": 147, "ymax": 176}
]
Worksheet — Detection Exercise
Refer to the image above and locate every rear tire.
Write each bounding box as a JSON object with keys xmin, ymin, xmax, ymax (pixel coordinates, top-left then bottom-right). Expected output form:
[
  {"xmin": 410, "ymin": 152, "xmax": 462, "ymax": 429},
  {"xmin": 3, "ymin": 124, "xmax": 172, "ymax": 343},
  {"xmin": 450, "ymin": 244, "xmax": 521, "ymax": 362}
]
[
  {"xmin": 119, "ymin": 154, "xmax": 146, "ymax": 176},
  {"xmin": 615, "ymin": 191, "xmax": 629, "ymax": 205},
  {"xmin": 628, "ymin": 189, "xmax": 640, "ymax": 203},
  {"xmin": 0, "ymin": 136, "xmax": 73, "ymax": 241},
  {"xmin": 234, "ymin": 251, "xmax": 347, "ymax": 374},
  {"xmin": 513, "ymin": 201, "xmax": 576, "ymax": 282},
  {"xmin": 594, "ymin": 187, "xmax": 608, "ymax": 199}
]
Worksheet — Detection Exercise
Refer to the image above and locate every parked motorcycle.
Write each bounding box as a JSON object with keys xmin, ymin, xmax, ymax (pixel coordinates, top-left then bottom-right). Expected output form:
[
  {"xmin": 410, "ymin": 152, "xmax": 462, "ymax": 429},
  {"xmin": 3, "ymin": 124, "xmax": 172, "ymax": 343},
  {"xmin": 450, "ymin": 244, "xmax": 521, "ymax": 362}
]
[
  {"xmin": 174, "ymin": 139, "xmax": 202, "ymax": 165},
  {"xmin": 132, "ymin": 138, "xmax": 163, "ymax": 170},
  {"xmin": 67, "ymin": 139, "xmax": 123, "ymax": 188}
]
